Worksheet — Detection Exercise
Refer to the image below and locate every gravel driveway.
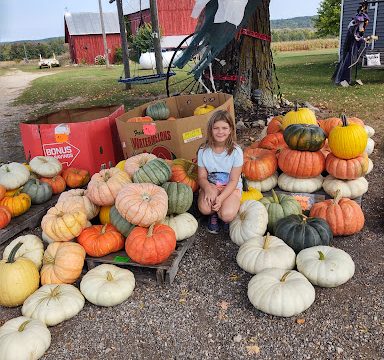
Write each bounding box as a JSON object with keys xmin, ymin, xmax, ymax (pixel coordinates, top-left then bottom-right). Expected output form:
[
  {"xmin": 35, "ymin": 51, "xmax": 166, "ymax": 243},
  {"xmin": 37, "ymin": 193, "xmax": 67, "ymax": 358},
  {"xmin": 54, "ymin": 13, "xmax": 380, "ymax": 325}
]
[{"xmin": 0, "ymin": 71, "xmax": 383, "ymax": 359}]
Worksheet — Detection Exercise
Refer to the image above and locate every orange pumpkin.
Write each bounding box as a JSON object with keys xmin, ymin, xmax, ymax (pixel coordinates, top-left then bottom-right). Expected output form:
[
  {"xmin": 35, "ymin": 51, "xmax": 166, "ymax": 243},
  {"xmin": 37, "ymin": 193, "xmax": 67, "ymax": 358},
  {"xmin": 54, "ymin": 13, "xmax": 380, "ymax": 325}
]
[
  {"xmin": 62, "ymin": 168, "xmax": 90, "ymax": 188},
  {"xmin": 124, "ymin": 153, "xmax": 157, "ymax": 177},
  {"xmin": 125, "ymin": 224, "xmax": 176, "ymax": 265},
  {"xmin": 126, "ymin": 116, "xmax": 153, "ymax": 123},
  {"xmin": 320, "ymin": 139, "xmax": 331, "ymax": 158},
  {"xmin": 77, "ymin": 224, "xmax": 124, "ymax": 257},
  {"xmin": 0, "ymin": 185, "xmax": 6, "ymax": 201},
  {"xmin": 167, "ymin": 117, "xmax": 177, "ymax": 121},
  {"xmin": 242, "ymin": 148, "xmax": 278, "ymax": 181},
  {"xmin": 0, "ymin": 205, "xmax": 11, "ymax": 229},
  {"xmin": 40, "ymin": 175, "xmax": 67, "ymax": 194},
  {"xmin": 326, "ymin": 153, "xmax": 368, "ymax": 180},
  {"xmin": 170, "ymin": 159, "xmax": 199, "ymax": 192},
  {"xmin": 40, "ymin": 242, "xmax": 86, "ymax": 285},
  {"xmin": 318, "ymin": 117, "xmax": 365, "ymax": 136},
  {"xmin": 267, "ymin": 116, "xmax": 283, "ymax": 134},
  {"xmin": 278, "ymin": 148, "xmax": 325, "ymax": 178},
  {"xmin": 0, "ymin": 189, "xmax": 31, "ymax": 217},
  {"xmin": 258, "ymin": 132, "xmax": 288, "ymax": 156},
  {"xmin": 309, "ymin": 190, "xmax": 364, "ymax": 236}
]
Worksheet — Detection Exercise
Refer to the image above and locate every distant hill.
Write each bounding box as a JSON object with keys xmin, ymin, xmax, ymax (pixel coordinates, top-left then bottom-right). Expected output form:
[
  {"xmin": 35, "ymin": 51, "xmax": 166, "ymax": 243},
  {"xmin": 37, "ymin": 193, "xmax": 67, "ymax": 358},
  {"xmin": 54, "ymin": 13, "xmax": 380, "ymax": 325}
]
[
  {"xmin": 0, "ymin": 37, "xmax": 64, "ymax": 45},
  {"xmin": 271, "ymin": 16, "xmax": 316, "ymax": 29}
]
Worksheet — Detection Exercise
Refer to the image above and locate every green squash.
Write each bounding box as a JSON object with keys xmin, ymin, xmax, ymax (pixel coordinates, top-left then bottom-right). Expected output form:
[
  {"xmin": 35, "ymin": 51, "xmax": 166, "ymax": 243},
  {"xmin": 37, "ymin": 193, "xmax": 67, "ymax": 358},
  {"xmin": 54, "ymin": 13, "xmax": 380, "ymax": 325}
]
[
  {"xmin": 260, "ymin": 190, "xmax": 302, "ymax": 233},
  {"xmin": 21, "ymin": 179, "xmax": 52, "ymax": 204},
  {"xmin": 133, "ymin": 158, "xmax": 171, "ymax": 185},
  {"xmin": 274, "ymin": 214, "xmax": 333, "ymax": 253},
  {"xmin": 146, "ymin": 102, "xmax": 170, "ymax": 120},
  {"xmin": 162, "ymin": 182, "xmax": 193, "ymax": 215},
  {"xmin": 283, "ymin": 124, "xmax": 326, "ymax": 152},
  {"xmin": 110, "ymin": 206, "xmax": 135, "ymax": 237}
]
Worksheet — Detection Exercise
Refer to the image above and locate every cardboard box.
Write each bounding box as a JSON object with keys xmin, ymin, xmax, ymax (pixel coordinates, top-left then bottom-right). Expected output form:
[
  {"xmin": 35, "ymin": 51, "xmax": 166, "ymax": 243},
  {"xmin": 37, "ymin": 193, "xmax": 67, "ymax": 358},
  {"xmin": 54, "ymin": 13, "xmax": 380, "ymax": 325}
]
[
  {"xmin": 20, "ymin": 105, "xmax": 125, "ymax": 175},
  {"xmin": 116, "ymin": 93, "xmax": 235, "ymax": 162}
]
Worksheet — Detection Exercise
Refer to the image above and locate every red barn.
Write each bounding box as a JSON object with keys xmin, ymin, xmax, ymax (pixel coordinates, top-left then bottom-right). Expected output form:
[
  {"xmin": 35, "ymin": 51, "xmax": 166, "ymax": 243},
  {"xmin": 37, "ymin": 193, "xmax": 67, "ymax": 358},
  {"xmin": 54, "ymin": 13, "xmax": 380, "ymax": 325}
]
[
  {"xmin": 123, "ymin": 0, "xmax": 197, "ymax": 48},
  {"xmin": 64, "ymin": 12, "xmax": 121, "ymax": 64}
]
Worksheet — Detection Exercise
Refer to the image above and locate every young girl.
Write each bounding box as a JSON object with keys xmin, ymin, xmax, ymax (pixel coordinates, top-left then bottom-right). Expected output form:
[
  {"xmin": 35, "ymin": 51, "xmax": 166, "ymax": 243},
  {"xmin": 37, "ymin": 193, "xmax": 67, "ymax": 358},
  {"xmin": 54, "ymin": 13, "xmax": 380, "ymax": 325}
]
[{"xmin": 197, "ymin": 110, "xmax": 243, "ymax": 234}]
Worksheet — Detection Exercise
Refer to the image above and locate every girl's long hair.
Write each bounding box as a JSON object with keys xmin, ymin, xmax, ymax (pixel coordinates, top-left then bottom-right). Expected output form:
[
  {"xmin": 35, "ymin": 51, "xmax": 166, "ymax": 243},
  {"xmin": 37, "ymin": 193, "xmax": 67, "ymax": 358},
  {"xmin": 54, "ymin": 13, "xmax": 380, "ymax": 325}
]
[{"xmin": 201, "ymin": 110, "xmax": 236, "ymax": 155}]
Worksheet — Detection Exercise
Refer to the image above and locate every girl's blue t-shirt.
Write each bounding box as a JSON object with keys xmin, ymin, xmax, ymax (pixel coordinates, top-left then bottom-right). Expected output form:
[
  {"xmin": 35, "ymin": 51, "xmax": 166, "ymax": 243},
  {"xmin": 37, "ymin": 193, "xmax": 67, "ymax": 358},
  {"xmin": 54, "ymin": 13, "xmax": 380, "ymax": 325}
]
[{"xmin": 197, "ymin": 145, "xmax": 243, "ymax": 189}]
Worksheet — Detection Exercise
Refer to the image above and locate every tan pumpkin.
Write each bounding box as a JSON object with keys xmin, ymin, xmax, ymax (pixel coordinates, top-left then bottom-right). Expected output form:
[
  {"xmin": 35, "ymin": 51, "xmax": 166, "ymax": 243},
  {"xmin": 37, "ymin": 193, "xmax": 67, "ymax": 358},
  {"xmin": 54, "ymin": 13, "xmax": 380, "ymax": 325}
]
[
  {"xmin": 86, "ymin": 168, "xmax": 131, "ymax": 206},
  {"xmin": 40, "ymin": 242, "xmax": 86, "ymax": 284},
  {"xmin": 58, "ymin": 189, "xmax": 99, "ymax": 220},
  {"xmin": 325, "ymin": 153, "xmax": 368, "ymax": 180},
  {"xmin": 242, "ymin": 148, "xmax": 278, "ymax": 181},
  {"xmin": 124, "ymin": 153, "xmax": 157, "ymax": 177}
]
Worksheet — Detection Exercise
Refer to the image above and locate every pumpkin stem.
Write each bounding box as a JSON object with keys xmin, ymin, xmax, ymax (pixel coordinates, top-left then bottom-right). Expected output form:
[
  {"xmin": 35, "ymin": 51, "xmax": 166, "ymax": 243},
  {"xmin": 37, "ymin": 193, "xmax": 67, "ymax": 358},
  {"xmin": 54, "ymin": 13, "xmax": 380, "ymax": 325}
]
[
  {"xmin": 333, "ymin": 189, "xmax": 342, "ymax": 205},
  {"xmin": 340, "ymin": 114, "xmax": 348, "ymax": 127},
  {"xmin": 142, "ymin": 193, "xmax": 151, "ymax": 202},
  {"xmin": 18, "ymin": 320, "xmax": 32, "ymax": 332},
  {"xmin": 106, "ymin": 271, "xmax": 113, "ymax": 281},
  {"xmin": 101, "ymin": 223, "xmax": 108, "ymax": 234},
  {"xmin": 294, "ymin": 101, "xmax": 299, "ymax": 112},
  {"xmin": 43, "ymin": 253, "xmax": 55, "ymax": 265},
  {"xmin": 6, "ymin": 242, "xmax": 23, "ymax": 263},
  {"xmin": 263, "ymin": 233, "xmax": 271, "ymax": 249},
  {"xmin": 239, "ymin": 212, "xmax": 246, "ymax": 221},
  {"xmin": 271, "ymin": 189, "xmax": 279, "ymax": 204},
  {"xmin": 104, "ymin": 171, "xmax": 111, "ymax": 182},
  {"xmin": 301, "ymin": 214, "xmax": 308, "ymax": 223},
  {"xmin": 280, "ymin": 271, "xmax": 291, "ymax": 282},
  {"xmin": 242, "ymin": 175, "xmax": 249, "ymax": 192},
  {"xmin": 318, "ymin": 251, "xmax": 325, "ymax": 260},
  {"xmin": 50, "ymin": 285, "xmax": 61, "ymax": 298},
  {"xmin": 147, "ymin": 223, "xmax": 155, "ymax": 237}
]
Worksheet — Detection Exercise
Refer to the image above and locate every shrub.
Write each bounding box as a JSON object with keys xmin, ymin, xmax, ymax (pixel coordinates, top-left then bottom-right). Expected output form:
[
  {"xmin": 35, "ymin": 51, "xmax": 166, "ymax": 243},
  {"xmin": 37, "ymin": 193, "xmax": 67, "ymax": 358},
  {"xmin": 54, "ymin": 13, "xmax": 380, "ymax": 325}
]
[{"xmin": 94, "ymin": 55, "xmax": 106, "ymax": 65}]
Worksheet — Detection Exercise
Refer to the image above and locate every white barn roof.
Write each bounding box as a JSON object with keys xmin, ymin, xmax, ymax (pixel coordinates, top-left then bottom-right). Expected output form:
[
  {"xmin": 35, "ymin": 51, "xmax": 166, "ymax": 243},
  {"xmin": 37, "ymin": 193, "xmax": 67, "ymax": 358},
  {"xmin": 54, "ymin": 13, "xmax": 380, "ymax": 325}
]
[
  {"xmin": 123, "ymin": 0, "xmax": 150, "ymax": 15},
  {"xmin": 65, "ymin": 12, "xmax": 120, "ymax": 35}
]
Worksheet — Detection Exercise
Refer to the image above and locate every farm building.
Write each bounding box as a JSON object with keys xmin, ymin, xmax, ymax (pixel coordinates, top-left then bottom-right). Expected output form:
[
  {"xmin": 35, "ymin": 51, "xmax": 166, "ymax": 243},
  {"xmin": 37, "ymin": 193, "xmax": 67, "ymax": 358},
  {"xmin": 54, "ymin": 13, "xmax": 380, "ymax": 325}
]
[
  {"xmin": 123, "ymin": 0, "xmax": 197, "ymax": 49},
  {"xmin": 64, "ymin": 12, "xmax": 121, "ymax": 64}
]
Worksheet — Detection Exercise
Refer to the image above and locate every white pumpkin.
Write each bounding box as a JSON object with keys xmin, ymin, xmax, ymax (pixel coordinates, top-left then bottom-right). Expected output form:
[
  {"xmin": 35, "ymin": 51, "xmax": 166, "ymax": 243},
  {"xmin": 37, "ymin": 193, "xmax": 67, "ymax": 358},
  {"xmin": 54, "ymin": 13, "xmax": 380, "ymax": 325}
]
[
  {"xmin": 0, "ymin": 162, "xmax": 30, "ymax": 190},
  {"xmin": 247, "ymin": 172, "xmax": 278, "ymax": 192},
  {"xmin": 161, "ymin": 213, "xmax": 198, "ymax": 241},
  {"xmin": 0, "ymin": 316, "xmax": 51, "ymax": 360},
  {"xmin": 248, "ymin": 269, "xmax": 315, "ymax": 317},
  {"xmin": 236, "ymin": 233, "xmax": 296, "ymax": 274},
  {"xmin": 2, "ymin": 235, "xmax": 44, "ymax": 270},
  {"xmin": 364, "ymin": 137, "xmax": 375, "ymax": 155},
  {"xmin": 364, "ymin": 125, "xmax": 375, "ymax": 137},
  {"xmin": 80, "ymin": 264, "xmax": 135, "ymax": 307},
  {"xmin": 366, "ymin": 158, "xmax": 373, "ymax": 175},
  {"xmin": 322, "ymin": 175, "xmax": 368, "ymax": 199},
  {"xmin": 230, "ymin": 200, "xmax": 268, "ymax": 246},
  {"xmin": 278, "ymin": 173, "xmax": 323, "ymax": 193},
  {"xmin": 58, "ymin": 189, "xmax": 100, "ymax": 220},
  {"xmin": 29, "ymin": 156, "xmax": 62, "ymax": 178},
  {"xmin": 22, "ymin": 284, "xmax": 85, "ymax": 326},
  {"xmin": 296, "ymin": 246, "xmax": 355, "ymax": 288}
]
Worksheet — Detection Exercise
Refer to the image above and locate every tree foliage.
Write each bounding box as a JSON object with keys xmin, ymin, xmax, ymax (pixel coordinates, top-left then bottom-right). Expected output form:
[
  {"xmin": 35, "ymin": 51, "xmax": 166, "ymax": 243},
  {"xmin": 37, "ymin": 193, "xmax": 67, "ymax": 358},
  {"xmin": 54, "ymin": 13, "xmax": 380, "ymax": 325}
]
[{"xmin": 314, "ymin": 0, "xmax": 341, "ymax": 38}]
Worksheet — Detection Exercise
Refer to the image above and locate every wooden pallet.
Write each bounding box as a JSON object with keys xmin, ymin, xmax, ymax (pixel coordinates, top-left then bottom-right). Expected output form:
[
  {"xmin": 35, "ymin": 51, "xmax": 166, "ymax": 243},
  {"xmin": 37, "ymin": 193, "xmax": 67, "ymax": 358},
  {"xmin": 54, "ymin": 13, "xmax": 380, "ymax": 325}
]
[
  {"xmin": 85, "ymin": 234, "xmax": 196, "ymax": 285},
  {"xmin": 0, "ymin": 194, "xmax": 59, "ymax": 246}
]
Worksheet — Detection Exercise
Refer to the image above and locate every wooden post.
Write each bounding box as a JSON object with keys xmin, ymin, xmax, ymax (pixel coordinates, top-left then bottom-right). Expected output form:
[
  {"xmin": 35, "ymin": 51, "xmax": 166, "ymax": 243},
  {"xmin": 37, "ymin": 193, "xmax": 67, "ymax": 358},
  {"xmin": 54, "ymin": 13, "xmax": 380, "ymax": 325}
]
[
  {"xmin": 115, "ymin": 0, "xmax": 131, "ymax": 89},
  {"xmin": 149, "ymin": 0, "xmax": 164, "ymax": 74},
  {"xmin": 98, "ymin": 0, "xmax": 110, "ymax": 68}
]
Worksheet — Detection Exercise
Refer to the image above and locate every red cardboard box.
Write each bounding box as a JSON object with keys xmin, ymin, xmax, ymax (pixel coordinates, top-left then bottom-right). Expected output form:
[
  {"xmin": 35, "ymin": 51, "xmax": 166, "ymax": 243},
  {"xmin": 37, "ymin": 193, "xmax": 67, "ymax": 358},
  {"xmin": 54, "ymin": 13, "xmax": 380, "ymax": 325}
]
[{"xmin": 20, "ymin": 105, "xmax": 124, "ymax": 175}]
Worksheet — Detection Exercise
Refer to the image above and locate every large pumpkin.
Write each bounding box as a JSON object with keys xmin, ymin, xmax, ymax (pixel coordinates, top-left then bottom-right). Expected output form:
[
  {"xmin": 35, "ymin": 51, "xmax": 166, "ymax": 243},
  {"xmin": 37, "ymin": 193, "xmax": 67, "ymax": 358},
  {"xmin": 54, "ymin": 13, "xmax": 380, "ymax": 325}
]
[
  {"xmin": 124, "ymin": 153, "xmax": 157, "ymax": 177},
  {"xmin": 58, "ymin": 188, "xmax": 99, "ymax": 220},
  {"xmin": 170, "ymin": 159, "xmax": 199, "ymax": 192},
  {"xmin": 278, "ymin": 148, "xmax": 325, "ymax": 178},
  {"xmin": 110, "ymin": 205, "xmax": 135, "ymax": 237},
  {"xmin": 115, "ymin": 183, "xmax": 168, "ymax": 227},
  {"xmin": 274, "ymin": 214, "xmax": 333, "ymax": 253},
  {"xmin": 86, "ymin": 168, "xmax": 131, "ymax": 206},
  {"xmin": 21, "ymin": 179, "xmax": 53, "ymax": 204},
  {"xmin": 146, "ymin": 101, "xmax": 170, "ymax": 120},
  {"xmin": 77, "ymin": 224, "xmax": 125, "ymax": 257},
  {"xmin": 62, "ymin": 168, "xmax": 90, "ymax": 188},
  {"xmin": 125, "ymin": 224, "xmax": 176, "ymax": 265},
  {"xmin": 40, "ymin": 242, "xmax": 86, "ymax": 285},
  {"xmin": 0, "ymin": 205, "xmax": 11, "ymax": 229},
  {"xmin": 162, "ymin": 182, "xmax": 193, "ymax": 215},
  {"xmin": 282, "ymin": 105, "xmax": 318, "ymax": 130},
  {"xmin": 325, "ymin": 152, "xmax": 368, "ymax": 180},
  {"xmin": 328, "ymin": 114, "xmax": 368, "ymax": 160},
  {"xmin": 132, "ymin": 158, "xmax": 171, "ymax": 185},
  {"xmin": 0, "ymin": 189, "xmax": 31, "ymax": 217},
  {"xmin": 0, "ymin": 162, "xmax": 30, "ymax": 190},
  {"xmin": 309, "ymin": 190, "xmax": 364, "ymax": 236},
  {"xmin": 283, "ymin": 124, "xmax": 326, "ymax": 152},
  {"xmin": 40, "ymin": 175, "xmax": 67, "ymax": 194},
  {"xmin": 278, "ymin": 173, "xmax": 323, "ymax": 194},
  {"xmin": 242, "ymin": 148, "xmax": 278, "ymax": 181},
  {"xmin": 258, "ymin": 132, "xmax": 288, "ymax": 155}
]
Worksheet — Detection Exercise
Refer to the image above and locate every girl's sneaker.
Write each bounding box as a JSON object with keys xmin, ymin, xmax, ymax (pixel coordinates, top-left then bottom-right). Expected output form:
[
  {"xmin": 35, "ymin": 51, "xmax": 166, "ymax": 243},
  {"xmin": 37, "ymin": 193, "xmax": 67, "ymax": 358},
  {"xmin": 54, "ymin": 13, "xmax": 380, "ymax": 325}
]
[
  {"xmin": 221, "ymin": 221, "xmax": 230, "ymax": 233},
  {"xmin": 207, "ymin": 213, "xmax": 220, "ymax": 234}
]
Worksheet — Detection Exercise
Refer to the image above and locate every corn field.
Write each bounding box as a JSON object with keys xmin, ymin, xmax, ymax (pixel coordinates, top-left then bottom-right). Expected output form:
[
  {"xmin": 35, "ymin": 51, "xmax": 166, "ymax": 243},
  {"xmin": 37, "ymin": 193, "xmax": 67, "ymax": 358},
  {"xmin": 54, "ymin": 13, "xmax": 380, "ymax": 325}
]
[{"xmin": 271, "ymin": 38, "xmax": 339, "ymax": 52}]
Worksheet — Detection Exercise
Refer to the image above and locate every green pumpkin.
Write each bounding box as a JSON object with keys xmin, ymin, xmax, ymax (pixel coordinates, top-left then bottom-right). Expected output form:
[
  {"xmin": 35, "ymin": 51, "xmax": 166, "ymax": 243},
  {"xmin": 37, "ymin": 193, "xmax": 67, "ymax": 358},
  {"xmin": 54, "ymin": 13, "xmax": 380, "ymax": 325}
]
[
  {"xmin": 162, "ymin": 182, "xmax": 193, "ymax": 215},
  {"xmin": 110, "ymin": 206, "xmax": 135, "ymax": 237},
  {"xmin": 274, "ymin": 214, "xmax": 333, "ymax": 253},
  {"xmin": 21, "ymin": 179, "xmax": 52, "ymax": 204},
  {"xmin": 133, "ymin": 158, "xmax": 171, "ymax": 185},
  {"xmin": 260, "ymin": 190, "xmax": 302, "ymax": 233},
  {"xmin": 283, "ymin": 124, "xmax": 326, "ymax": 152},
  {"xmin": 146, "ymin": 102, "xmax": 170, "ymax": 120}
]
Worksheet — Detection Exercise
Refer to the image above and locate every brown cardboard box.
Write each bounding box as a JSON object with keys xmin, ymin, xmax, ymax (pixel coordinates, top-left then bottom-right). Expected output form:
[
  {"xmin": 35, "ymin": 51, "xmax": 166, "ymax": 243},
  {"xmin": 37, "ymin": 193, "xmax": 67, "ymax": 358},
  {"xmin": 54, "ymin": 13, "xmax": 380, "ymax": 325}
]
[{"xmin": 116, "ymin": 93, "xmax": 235, "ymax": 162}]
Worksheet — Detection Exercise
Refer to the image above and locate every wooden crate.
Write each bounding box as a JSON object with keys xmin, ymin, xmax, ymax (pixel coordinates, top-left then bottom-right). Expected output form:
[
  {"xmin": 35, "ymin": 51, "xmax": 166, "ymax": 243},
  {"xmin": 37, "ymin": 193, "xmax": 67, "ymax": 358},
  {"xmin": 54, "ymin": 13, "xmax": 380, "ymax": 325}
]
[{"xmin": 85, "ymin": 234, "xmax": 196, "ymax": 285}]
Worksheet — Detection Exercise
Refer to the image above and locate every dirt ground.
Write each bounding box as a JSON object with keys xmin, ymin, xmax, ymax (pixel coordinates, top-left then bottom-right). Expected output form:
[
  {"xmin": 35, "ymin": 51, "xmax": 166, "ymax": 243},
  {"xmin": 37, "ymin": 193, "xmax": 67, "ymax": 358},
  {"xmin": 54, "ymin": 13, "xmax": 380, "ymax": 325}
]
[{"xmin": 0, "ymin": 71, "xmax": 383, "ymax": 359}]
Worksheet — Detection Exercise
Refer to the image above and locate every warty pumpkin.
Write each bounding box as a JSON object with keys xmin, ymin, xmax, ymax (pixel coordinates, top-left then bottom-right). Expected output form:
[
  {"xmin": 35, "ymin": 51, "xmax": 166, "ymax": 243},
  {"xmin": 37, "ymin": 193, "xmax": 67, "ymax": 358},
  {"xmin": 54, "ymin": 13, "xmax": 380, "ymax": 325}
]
[
  {"xmin": 242, "ymin": 148, "xmax": 278, "ymax": 181},
  {"xmin": 40, "ymin": 175, "xmax": 67, "ymax": 194},
  {"xmin": 124, "ymin": 153, "xmax": 157, "ymax": 177},
  {"xmin": 170, "ymin": 159, "xmax": 199, "ymax": 192},
  {"xmin": 325, "ymin": 152, "xmax": 368, "ymax": 180},
  {"xmin": 282, "ymin": 104, "xmax": 318, "ymax": 130},
  {"xmin": 62, "ymin": 167, "xmax": 90, "ymax": 188},
  {"xmin": 283, "ymin": 124, "xmax": 326, "ymax": 152}
]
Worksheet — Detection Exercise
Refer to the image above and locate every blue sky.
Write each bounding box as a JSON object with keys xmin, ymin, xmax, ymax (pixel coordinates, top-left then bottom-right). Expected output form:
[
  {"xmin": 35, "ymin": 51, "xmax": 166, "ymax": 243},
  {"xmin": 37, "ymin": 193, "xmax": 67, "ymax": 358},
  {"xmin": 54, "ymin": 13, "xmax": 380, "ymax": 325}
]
[{"xmin": 0, "ymin": 0, "xmax": 322, "ymax": 42}]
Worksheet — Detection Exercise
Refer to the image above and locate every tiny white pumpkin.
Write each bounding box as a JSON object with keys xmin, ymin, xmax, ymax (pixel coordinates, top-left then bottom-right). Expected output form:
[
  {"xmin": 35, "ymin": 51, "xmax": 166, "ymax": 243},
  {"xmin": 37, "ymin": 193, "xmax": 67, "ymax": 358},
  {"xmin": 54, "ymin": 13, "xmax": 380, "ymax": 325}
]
[
  {"xmin": 0, "ymin": 316, "xmax": 51, "ymax": 360},
  {"xmin": 58, "ymin": 189, "xmax": 100, "ymax": 220},
  {"xmin": 296, "ymin": 245, "xmax": 355, "ymax": 287},
  {"xmin": 230, "ymin": 200, "xmax": 268, "ymax": 246},
  {"xmin": 161, "ymin": 213, "xmax": 198, "ymax": 241},
  {"xmin": 247, "ymin": 172, "xmax": 278, "ymax": 192},
  {"xmin": 322, "ymin": 175, "xmax": 368, "ymax": 199},
  {"xmin": 236, "ymin": 233, "xmax": 296, "ymax": 274},
  {"xmin": 22, "ymin": 284, "xmax": 85, "ymax": 326},
  {"xmin": 278, "ymin": 173, "xmax": 323, "ymax": 193},
  {"xmin": 248, "ymin": 269, "xmax": 315, "ymax": 317},
  {"xmin": 366, "ymin": 158, "xmax": 373, "ymax": 175},
  {"xmin": 30, "ymin": 156, "xmax": 62, "ymax": 178},
  {"xmin": 80, "ymin": 264, "xmax": 135, "ymax": 307},
  {"xmin": 2, "ymin": 235, "xmax": 44, "ymax": 270},
  {"xmin": 364, "ymin": 137, "xmax": 375, "ymax": 155},
  {"xmin": 0, "ymin": 162, "xmax": 30, "ymax": 190},
  {"xmin": 364, "ymin": 125, "xmax": 375, "ymax": 137}
]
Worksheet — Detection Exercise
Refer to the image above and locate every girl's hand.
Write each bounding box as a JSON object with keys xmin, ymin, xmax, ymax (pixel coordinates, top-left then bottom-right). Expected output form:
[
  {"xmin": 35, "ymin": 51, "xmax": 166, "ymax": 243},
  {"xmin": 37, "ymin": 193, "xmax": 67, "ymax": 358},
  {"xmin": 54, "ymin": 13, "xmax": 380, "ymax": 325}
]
[
  {"xmin": 212, "ymin": 195, "xmax": 223, "ymax": 212},
  {"xmin": 204, "ymin": 185, "xmax": 218, "ymax": 205}
]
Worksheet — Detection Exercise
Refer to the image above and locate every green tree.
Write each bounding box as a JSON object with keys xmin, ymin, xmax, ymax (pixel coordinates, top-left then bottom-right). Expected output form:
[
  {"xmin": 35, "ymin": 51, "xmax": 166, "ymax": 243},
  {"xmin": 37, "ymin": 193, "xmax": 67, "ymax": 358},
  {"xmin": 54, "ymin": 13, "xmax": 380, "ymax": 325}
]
[{"xmin": 314, "ymin": 0, "xmax": 341, "ymax": 37}]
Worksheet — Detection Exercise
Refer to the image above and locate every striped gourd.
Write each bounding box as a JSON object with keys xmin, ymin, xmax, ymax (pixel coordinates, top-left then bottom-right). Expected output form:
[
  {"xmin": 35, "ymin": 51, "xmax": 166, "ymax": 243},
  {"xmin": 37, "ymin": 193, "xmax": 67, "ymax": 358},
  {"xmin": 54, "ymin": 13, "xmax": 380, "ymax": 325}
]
[
  {"xmin": 162, "ymin": 182, "xmax": 193, "ymax": 215},
  {"xmin": 133, "ymin": 158, "xmax": 171, "ymax": 185}
]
